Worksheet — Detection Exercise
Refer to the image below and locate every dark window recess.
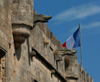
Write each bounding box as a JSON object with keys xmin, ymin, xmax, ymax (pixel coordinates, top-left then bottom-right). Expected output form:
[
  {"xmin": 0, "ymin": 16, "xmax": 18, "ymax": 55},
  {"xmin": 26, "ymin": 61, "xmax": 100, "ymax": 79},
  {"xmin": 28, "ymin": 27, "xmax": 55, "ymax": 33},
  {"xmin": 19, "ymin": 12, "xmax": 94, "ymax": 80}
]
[{"xmin": 0, "ymin": 49, "xmax": 6, "ymax": 80}]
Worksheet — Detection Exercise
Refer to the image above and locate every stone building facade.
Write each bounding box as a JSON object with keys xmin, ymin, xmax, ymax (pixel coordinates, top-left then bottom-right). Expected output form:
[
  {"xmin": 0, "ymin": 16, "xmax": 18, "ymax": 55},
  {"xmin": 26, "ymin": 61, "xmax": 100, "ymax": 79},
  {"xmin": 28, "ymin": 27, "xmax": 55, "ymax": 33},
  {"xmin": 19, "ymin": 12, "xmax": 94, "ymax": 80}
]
[{"xmin": 0, "ymin": 0, "xmax": 93, "ymax": 82}]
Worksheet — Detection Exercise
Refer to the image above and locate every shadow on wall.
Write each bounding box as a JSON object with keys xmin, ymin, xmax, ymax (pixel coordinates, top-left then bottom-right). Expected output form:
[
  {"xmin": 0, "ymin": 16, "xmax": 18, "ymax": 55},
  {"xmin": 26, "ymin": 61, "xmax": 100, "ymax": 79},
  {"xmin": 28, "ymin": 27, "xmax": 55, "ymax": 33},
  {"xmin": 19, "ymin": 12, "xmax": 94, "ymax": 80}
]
[
  {"xmin": 15, "ymin": 46, "xmax": 21, "ymax": 61},
  {"xmin": 15, "ymin": 38, "xmax": 31, "ymax": 66},
  {"xmin": 27, "ymin": 38, "xmax": 31, "ymax": 66}
]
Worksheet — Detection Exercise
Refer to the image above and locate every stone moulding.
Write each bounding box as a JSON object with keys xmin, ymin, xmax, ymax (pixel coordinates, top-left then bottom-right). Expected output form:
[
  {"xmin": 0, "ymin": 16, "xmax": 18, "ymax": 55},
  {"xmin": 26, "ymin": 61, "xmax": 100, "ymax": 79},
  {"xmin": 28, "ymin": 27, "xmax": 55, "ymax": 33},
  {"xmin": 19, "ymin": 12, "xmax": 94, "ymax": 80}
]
[{"xmin": 12, "ymin": 24, "xmax": 33, "ymax": 49}]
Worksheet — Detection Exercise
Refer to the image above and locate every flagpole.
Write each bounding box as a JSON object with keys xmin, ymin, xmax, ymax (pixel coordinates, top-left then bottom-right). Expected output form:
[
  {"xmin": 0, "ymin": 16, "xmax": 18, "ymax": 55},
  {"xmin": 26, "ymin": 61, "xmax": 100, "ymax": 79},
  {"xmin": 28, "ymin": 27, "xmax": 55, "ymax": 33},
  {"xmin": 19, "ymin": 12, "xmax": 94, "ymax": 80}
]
[{"xmin": 79, "ymin": 23, "xmax": 83, "ymax": 67}]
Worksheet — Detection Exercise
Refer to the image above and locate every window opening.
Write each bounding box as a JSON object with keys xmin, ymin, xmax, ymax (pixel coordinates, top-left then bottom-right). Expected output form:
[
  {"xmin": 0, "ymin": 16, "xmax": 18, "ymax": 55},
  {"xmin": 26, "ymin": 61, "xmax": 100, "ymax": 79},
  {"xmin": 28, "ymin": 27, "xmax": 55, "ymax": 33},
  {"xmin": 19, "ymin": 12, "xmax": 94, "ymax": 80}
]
[{"xmin": 0, "ymin": 49, "xmax": 6, "ymax": 81}]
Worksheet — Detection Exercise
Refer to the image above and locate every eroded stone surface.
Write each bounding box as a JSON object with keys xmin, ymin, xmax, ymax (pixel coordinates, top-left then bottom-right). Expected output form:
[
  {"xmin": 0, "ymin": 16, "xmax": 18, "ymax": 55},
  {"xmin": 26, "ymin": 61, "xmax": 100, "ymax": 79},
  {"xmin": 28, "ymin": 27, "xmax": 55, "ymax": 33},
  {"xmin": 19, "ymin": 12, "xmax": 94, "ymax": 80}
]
[{"xmin": 0, "ymin": 0, "xmax": 93, "ymax": 82}]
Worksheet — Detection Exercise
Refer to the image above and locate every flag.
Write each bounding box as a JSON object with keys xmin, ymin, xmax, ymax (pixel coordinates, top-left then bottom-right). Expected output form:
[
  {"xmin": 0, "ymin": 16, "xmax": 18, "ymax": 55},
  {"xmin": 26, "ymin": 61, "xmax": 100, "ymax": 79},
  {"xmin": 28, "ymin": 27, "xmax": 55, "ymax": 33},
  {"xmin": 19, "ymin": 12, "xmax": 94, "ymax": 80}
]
[{"xmin": 62, "ymin": 27, "xmax": 80, "ymax": 49}]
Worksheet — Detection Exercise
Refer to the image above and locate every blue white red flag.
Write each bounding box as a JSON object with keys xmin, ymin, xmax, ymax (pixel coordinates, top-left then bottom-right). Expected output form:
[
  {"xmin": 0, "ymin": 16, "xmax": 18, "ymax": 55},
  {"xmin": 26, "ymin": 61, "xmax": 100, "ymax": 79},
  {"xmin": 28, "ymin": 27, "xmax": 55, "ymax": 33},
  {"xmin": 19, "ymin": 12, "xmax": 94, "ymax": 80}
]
[{"xmin": 62, "ymin": 27, "xmax": 80, "ymax": 49}]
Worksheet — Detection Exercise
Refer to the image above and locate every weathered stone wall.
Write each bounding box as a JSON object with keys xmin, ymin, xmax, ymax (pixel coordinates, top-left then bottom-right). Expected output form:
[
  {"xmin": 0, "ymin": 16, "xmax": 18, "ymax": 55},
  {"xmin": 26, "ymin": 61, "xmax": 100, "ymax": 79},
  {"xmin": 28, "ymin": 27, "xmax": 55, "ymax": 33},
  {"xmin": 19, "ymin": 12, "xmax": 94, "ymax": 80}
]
[
  {"xmin": 28, "ymin": 22, "xmax": 66, "ymax": 81},
  {"xmin": 0, "ymin": 0, "xmax": 15, "ymax": 82},
  {"xmin": 0, "ymin": 0, "xmax": 93, "ymax": 82},
  {"xmin": 0, "ymin": 0, "xmax": 12, "ymax": 50},
  {"xmin": 7, "ymin": 22, "xmax": 66, "ymax": 82}
]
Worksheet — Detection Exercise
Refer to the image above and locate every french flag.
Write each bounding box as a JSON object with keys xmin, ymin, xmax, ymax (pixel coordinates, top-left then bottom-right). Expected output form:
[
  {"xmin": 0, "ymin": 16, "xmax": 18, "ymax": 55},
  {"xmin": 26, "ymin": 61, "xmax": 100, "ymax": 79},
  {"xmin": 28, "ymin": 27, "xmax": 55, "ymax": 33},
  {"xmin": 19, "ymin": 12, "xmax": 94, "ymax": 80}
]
[{"xmin": 62, "ymin": 27, "xmax": 80, "ymax": 49}]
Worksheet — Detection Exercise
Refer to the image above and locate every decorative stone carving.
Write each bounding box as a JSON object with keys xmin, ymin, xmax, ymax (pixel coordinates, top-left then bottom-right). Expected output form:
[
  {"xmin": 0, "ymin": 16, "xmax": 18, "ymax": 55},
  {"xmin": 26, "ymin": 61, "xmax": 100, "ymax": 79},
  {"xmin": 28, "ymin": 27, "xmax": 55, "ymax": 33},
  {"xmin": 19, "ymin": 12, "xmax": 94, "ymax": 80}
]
[
  {"xmin": 34, "ymin": 12, "xmax": 52, "ymax": 23},
  {"xmin": 34, "ymin": 12, "xmax": 52, "ymax": 27}
]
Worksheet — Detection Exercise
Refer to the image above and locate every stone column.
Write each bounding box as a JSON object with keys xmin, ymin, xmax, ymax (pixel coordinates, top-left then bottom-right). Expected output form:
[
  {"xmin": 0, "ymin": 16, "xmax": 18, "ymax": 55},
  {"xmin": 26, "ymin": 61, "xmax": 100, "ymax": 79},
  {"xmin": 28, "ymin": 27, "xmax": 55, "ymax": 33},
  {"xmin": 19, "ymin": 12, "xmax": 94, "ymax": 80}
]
[{"xmin": 12, "ymin": 0, "xmax": 33, "ymax": 49}]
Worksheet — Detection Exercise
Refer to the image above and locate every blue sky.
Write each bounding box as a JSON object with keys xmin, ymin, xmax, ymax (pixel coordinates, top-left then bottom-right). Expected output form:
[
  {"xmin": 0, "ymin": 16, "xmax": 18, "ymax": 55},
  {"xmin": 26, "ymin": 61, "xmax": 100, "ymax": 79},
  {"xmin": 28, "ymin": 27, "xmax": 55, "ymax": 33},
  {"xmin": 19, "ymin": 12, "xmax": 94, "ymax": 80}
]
[{"xmin": 34, "ymin": 0, "xmax": 100, "ymax": 81}]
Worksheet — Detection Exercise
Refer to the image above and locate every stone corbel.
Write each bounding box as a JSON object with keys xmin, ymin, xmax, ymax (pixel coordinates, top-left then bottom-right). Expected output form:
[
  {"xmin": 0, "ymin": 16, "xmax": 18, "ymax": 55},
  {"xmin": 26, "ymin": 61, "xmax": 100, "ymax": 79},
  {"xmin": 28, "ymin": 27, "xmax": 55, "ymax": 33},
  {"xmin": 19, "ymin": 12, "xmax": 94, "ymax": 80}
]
[
  {"xmin": 51, "ymin": 69, "xmax": 56, "ymax": 74},
  {"xmin": 30, "ymin": 48, "xmax": 37, "ymax": 57},
  {"xmin": 30, "ymin": 50, "xmax": 36, "ymax": 57},
  {"xmin": 51, "ymin": 69, "xmax": 56, "ymax": 75},
  {"xmin": 30, "ymin": 48, "xmax": 37, "ymax": 61},
  {"xmin": 51, "ymin": 69, "xmax": 55, "ymax": 78},
  {"xmin": 13, "ymin": 24, "xmax": 32, "ymax": 49}
]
